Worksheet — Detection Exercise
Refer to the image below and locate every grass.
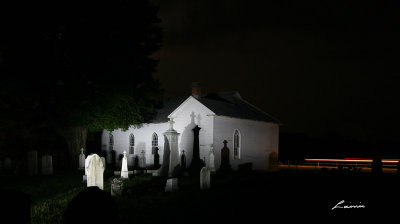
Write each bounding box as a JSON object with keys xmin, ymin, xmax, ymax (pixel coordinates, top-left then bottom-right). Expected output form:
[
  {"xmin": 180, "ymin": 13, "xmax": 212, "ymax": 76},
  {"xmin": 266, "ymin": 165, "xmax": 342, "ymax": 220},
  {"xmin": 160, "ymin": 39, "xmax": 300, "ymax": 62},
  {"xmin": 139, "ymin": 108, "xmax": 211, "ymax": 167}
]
[{"xmin": 2, "ymin": 168, "xmax": 400, "ymax": 223}]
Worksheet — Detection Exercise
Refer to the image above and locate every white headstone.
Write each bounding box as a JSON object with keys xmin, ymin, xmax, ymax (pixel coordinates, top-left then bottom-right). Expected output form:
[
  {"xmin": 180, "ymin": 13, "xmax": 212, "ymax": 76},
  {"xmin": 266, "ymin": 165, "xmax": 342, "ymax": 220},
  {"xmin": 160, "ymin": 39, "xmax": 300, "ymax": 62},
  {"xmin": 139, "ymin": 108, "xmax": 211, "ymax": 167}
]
[
  {"xmin": 164, "ymin": 119, "xmax": 180, "ymax": 177},
  {"xmin": 27, "ymin": 151, "xmax": 38, "ymax": 176},
  {"xmin": 86, "ymin": 154, "xmax": 104, "ymax": 190},
  {"xmin": 41, "ymin": 155, "xmax": 53, "ymax": 175},
  {"xmin": 121, "ymin": 151, "xmax": 129, "ymax": 179},
  {"xmin": 79, "ymin": 148, "xmax": 85, "ymax": 170},
  {"xmin": 200, "ymin": 167, "xmax": 211, "ymax": 190},
  {"xmin": 209, "ymin": 145, "xmax": 216, "ymax": 173},
  {"xmin": 165, "ymin": 178, "xmax": 179, "ymax": 192},
  {"xmin": 139, "ymin": 151, "xmax": 146, "ymax": 168}
]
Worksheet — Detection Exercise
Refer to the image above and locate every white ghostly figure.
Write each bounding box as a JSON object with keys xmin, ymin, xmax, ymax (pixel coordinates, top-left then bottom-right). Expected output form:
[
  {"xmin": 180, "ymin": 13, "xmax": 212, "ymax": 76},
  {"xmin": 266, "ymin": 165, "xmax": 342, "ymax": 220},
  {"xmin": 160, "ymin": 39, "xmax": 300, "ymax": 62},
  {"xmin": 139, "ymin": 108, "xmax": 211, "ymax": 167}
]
[{"xmin": 86, "ymin": 154, "xmax": 105, "ymax": 190}]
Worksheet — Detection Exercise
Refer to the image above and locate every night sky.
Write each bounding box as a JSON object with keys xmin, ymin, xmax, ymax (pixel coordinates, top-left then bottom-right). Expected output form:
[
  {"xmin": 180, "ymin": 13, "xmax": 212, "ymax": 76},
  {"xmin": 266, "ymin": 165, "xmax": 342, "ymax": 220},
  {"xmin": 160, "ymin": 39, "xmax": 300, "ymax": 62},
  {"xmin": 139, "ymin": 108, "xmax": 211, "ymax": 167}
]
[{"xmin": 151, "ymin": 0, "xmax": 400, "ymax": 147}]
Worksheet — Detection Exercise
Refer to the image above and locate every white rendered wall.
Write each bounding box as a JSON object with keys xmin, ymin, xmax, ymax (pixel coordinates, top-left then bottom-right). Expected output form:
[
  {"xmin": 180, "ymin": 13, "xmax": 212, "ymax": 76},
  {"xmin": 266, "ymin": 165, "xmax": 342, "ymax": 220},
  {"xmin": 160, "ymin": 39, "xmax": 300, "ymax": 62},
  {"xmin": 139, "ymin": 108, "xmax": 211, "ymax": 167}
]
[
  {"xmin": 101, "ymin": 122, "xmax": 169, "ymax": 166},
  {"xmin": 168, "ymin": 97, "xmax": 214, "ymax": 167},
  {"xmin": 213, "ymin": 116, "xmax": 279, "ymax": 170}
]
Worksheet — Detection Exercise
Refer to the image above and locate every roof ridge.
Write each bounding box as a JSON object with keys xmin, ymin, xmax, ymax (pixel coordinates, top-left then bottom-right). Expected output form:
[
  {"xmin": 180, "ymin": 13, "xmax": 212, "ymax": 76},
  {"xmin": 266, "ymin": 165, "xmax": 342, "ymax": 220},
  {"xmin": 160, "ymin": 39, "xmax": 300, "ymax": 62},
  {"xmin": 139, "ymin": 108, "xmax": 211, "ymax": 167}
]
[{"xmin": 235, "ymin": 97, "xmax": 282, "ymax": 125}]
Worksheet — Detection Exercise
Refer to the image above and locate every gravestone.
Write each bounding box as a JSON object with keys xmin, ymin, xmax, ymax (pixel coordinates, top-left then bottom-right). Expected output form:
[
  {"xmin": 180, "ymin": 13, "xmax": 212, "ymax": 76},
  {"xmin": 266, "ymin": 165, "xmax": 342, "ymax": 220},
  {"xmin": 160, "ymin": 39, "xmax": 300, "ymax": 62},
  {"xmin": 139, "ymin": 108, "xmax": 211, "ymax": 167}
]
[
  {"xmin": 153, "ymin": 147, "xmax": 160, "ymax": 169},
  {"xmin": 101, "ymin": 157, "xmax": 106, "ymax": 170},
  {"xmin": 165, "ymin": 178, "xmax": 179, "ymax": 192},
  {"xmin": 118, "ymin": 154, "xmax": 123, "ymax": 169},
  {"xmin": 41, "ymin": 155, "xmax": 53, "ymax": 175},
  {"xmin": 160, "ymin": 119, "xmax": 180, "ymax": 177},
  {"xmin": 200, "ymin": 167, "xmax": 211, "ymax": 190},
  {"xmin": 134, "ymin": 155, "xmax": 139, "ymax": 169},
  {"xmin": 4, "ymin": 157, "xmax": 12, "ymax": 171},
  {"xmin": 219, "ymin": 140, "xmax": 231, "ymax": 172},
  {"xmin": 139, "ymin": 150, "xmax": 146, "ymax": 168},
  {"xmin": 79, "ymin": 148, "xmax": 85, "ymax": 170},
  {"xmin": 209, "ymin": 146, "xmax": 216, "ymax": 173},
  {"xmin": 181, "ymin": 150, "xmax": 186, "ymax": 170},
  {"xmin": 128, "ymin": 154, "xmax": 135, "ymax": 168},
  {"xmin": 111, "ymin": 178, "xmax": 123, "ymax": 196},
  {"xmin": 27, "ymin": 150, "xmax": 38, "ymax": 176},
  {"xmin": 121, "ymin": 151, "xmax": 129, "ymax": 179},
  {"xmin": 188, "ymin": 125, "xmax": 202, "ymax": 176},
  {"xmin": 86, "ymin": 154, "xmax": 105, "ymax": 190}
]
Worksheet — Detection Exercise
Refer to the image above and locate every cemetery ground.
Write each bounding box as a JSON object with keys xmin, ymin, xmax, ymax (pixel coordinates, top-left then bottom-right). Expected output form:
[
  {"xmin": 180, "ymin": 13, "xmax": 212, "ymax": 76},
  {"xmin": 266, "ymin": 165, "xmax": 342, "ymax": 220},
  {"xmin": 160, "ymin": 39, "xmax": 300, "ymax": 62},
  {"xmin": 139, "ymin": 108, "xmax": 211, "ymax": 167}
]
[{"xmin": 1, "ymin": 168, "xmax": 400, "ymax": 223}]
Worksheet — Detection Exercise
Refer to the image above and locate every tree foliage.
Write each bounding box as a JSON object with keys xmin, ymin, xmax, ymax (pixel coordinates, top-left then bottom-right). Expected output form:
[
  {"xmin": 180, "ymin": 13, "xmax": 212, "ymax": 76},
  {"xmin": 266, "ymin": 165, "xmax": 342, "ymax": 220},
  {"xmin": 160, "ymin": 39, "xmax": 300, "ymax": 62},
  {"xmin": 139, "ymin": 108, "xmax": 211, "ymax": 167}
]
[{"xmin": 0, "ymin": 0, "xmax": 163, "ymax": 133}]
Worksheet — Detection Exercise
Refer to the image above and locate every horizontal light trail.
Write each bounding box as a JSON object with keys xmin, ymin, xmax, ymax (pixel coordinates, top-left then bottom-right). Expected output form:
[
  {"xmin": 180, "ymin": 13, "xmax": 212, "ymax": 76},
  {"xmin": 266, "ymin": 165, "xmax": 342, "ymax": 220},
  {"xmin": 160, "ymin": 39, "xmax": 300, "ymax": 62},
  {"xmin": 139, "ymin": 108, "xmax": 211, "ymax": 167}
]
[{"xmin": 305, "ymin": 158, "xmax": 399, "ymax": 164}]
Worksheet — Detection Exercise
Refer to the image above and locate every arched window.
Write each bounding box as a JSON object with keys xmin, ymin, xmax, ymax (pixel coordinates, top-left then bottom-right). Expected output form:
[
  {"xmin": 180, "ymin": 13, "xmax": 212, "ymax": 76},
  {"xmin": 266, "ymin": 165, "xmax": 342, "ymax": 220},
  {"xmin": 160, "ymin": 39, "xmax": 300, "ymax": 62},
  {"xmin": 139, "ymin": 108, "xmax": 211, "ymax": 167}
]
[
  {"xmin": 129, "ymin": 134, "xmax": 135, "ymax": 154},
  {"xmin": 152, "ymin": 133, "xmax": 158, "ymax": 154},
  {"xmin": 233, "ymin": 130, "xmax": 240, "ymax": 159},
  {"xmin": 109, "ymin": 133, "xmax": 114, "ymax": 151}
]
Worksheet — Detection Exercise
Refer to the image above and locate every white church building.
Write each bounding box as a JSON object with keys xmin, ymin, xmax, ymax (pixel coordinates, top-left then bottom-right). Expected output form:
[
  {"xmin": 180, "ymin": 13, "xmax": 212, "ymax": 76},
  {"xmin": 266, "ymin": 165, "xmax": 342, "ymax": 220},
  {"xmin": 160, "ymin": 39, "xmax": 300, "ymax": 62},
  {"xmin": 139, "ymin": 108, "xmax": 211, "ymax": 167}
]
[{"xmin": 101, "ymin": 84, "xmax": 280, "ymax": 171}]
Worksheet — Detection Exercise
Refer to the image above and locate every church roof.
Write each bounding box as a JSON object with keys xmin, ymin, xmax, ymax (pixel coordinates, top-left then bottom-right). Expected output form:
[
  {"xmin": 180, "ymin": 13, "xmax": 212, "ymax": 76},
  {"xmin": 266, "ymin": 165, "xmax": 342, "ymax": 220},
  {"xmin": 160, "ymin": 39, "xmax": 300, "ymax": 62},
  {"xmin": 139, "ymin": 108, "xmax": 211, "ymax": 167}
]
[{"xmin": 151, "ymin": 92, "xmax": 280, "ymax": 124}]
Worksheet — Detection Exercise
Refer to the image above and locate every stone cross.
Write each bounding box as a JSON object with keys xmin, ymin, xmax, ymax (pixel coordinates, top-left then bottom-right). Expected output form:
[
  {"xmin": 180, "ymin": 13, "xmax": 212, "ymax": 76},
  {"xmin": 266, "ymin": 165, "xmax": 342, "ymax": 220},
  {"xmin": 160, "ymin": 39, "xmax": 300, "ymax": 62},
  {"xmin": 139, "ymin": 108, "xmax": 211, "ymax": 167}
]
[
  {"xmin": 121, "ymin": 151, "xmax": 129, "ymax": 179},
  {"xmin": 86, "ymin": 154, "xmax": 105, "ymax": 190},
  {"xmin": 200, "ymin": 167, "xmax": 211, "ymax": 190}
]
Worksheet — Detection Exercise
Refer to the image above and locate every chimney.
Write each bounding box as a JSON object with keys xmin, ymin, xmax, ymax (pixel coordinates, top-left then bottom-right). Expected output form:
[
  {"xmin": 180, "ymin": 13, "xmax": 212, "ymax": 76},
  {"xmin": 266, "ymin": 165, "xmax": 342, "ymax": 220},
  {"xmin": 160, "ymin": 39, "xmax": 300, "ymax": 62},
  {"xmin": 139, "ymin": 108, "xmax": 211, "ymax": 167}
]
[{"xmin": 191, "ymin": 82, "xmax": 201, "ymax": 99}]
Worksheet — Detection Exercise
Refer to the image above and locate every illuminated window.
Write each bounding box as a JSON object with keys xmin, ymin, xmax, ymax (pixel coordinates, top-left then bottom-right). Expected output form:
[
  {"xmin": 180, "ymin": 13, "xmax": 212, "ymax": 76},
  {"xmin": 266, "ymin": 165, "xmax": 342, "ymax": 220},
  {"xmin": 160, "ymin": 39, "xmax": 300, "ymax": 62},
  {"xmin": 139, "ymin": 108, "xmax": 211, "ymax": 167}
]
[
  {"xmin": 109, "ymin": 133, "xmax": 114, "ymax": 151},
  {"xmin": 129, "ymin": 134, "xmax": 135, "ymax": 154},
  {"xmin": 152, "ymin": 133, "xmax": 158, "ymax": 154},
  {"xmin": 234, "ymin": 130, "xmax": 240, "ymax": 159}
]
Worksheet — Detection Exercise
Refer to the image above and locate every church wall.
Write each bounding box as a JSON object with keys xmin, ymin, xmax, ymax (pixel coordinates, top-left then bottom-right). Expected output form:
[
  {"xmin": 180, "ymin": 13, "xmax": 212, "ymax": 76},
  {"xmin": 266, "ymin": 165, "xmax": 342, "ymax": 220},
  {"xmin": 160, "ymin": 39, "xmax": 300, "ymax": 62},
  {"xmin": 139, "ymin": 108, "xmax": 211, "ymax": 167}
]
[
  {"xmin": 168, "ymin": 98, "xmax": 214, "ymax": 168},
  {"xmin": 213, "ymin": 116, "xmax": 279, "ymax": 170},
  {"xmin": 101, "ymin": 122, "xmax": 169, "ymax": 166}
]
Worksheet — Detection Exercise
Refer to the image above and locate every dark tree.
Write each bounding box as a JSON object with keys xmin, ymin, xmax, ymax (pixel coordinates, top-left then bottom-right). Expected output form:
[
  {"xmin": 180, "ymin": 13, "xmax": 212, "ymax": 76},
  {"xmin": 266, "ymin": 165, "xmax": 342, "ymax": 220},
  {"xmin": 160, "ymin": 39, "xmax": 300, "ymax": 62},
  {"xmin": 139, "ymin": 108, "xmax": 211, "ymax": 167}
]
[{"xmin": 0, "ymin": 0, "xmax": 163, "ymax": 168}]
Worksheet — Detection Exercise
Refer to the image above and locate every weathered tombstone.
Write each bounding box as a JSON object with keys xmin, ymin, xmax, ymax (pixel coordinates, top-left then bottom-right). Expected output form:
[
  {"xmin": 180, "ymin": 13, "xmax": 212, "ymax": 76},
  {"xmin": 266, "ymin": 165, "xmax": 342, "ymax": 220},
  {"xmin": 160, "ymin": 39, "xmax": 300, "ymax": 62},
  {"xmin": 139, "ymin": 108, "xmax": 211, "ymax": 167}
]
[
  {"xmin": 118, "ymin": 154, "xmax": 123, "ymax": 169},
  {"xmin": 188, "ymin": 125, "xmax": 202, "ymax": 176},
  {"xmin": 165, "ymin": 178, "xmax": 179, "ymax": 192},
  {"xmin": 4, "ymin": 157, "xmax": 12, "ymax": 171},
  {"xmin": 41, "ymin": 155, "xmax": 53, "ymax": 175},
  {"xmin": 101, "ymin": 156, "xmax": 106, "ymax": 170},
  {"xmin": 181, "ymin": 150, "xmax": 186, "ymax": 170},
  {"xmin": 27, "ymin": 150, "xmax": 38, "ymax": 176},
  {"xmin": 153, "ymin": 147, "xmax": 160, "ymax": 169},
  {"xmin": 111, "ymin": 178, "xmax": 123, "ymax": 196},
  {"xmin": 200, "ymin": 167, "xmax": 211, "ymax": 190},
  {"xmin": 121, "ymin": 151, "xmax": 129, "ymax": 179},
  {"xmin": 79, "ymin": 148, "xmax": 85, "ymax": 170},
  {"xmin": 163, "ymin": 119, "xmax": 180, "ymax": 177},
  {"xmin": 86, "ymin": 154, "xmax": 105, "ymax": 190},
  {"xmin": 209, "ymin": 145, "xmax": 216, "ymax": 173},
  {"xmin": 134, "ymin": 155, "xmax": 139, "ymax": 169},
  {"xmin": 128, "ymin": 154, "xmax": 135, "ymax": 168},
  {"xmin": 268, "ymin": 152, "xmax": 279, "ymax": 171},
  {"xmin": 219, "ymin": 140, "xmax": 231, "ymax": 172},
  {"xmin": 139, "ymin": 150, "xmax": 146, "ymax": 168}
]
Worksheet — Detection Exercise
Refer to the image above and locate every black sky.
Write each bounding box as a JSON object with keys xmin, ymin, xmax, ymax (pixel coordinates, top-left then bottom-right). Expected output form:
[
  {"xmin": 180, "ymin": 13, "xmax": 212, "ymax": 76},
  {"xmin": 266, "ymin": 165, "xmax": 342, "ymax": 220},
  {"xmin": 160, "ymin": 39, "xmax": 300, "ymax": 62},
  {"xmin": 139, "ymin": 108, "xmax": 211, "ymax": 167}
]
[{"xmin": 150, "ymin": 0, "xmax": 400, "ymax": 145}]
